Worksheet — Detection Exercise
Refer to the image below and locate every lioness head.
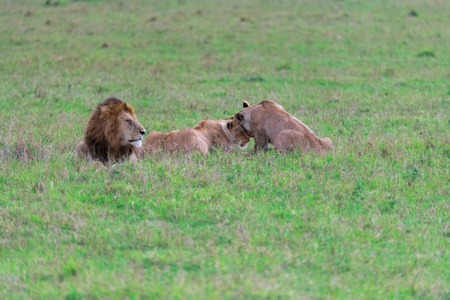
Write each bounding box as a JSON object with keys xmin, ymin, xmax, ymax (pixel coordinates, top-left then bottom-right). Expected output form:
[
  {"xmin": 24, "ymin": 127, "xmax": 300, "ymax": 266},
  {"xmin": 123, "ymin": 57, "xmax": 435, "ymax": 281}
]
[
  {"xmin": 234, "ymin": 101, "xmax": 252, "ymax": 132},
  {"xmin": 226, "ymin": 117, "xmax": 252, "ymax": 149},
  {"xmin": 99, "ymin": 98, "xmax": 146, "ymax": 148}
]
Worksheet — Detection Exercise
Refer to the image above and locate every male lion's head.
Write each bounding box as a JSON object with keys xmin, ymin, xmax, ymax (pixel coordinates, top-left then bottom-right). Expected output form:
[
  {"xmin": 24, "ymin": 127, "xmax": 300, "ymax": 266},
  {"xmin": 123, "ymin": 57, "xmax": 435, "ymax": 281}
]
[
  {"xmin": 226, "ymin": 117, "xmax": 252, "ymax": 149},
  {"xmin": 85, "ymin": 97, "xmax": 145, "ymax": 162}
]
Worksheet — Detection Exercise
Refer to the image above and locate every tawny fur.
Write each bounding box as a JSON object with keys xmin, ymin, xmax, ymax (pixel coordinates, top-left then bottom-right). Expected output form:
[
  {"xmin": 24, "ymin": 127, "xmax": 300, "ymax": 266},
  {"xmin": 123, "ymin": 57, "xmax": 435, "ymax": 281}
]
[
  {"xmin": 76, "ymin": 97, "xmax": 145, "ymax": 163},
  {"xmin": 143, "ymin": 117, "xmax": 251, "ymax": 154},
  {"xmin": 235, "ymin": 100, "xmax": 332, "ymax": 153}
]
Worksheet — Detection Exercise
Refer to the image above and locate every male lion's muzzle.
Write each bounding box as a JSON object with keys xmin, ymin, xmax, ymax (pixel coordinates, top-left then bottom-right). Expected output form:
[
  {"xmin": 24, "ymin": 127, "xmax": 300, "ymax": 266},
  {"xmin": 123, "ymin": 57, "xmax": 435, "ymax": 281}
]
[{"xmin": 129, "ymin": 130, "xmax": 145, "ymax": 147}]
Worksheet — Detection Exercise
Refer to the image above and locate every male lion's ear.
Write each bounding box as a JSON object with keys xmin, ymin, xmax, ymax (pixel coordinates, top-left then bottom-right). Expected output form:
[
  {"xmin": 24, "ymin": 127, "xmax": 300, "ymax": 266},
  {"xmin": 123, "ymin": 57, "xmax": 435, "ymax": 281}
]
[
  {"xmin": 227, "ymin": 121, "xmax": 235, "ymax": 130},
  {"xmin": 100, "ymin": 106, "xmax": 114, "ymax": 120},
  {"xmin": 243, "ymin": 101, "xmax": 250, "ymax": 108},
  {"xmin": 123, "ymin": 102, "xmax": 136, "ymax": 116}
]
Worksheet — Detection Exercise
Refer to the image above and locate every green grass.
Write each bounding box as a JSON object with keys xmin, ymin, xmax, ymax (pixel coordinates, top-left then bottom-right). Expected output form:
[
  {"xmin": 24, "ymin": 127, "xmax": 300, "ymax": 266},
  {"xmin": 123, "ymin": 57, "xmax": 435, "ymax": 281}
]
[{"xmin": 0, "ymin": 0, "xmax": 449, "ymax": 298}]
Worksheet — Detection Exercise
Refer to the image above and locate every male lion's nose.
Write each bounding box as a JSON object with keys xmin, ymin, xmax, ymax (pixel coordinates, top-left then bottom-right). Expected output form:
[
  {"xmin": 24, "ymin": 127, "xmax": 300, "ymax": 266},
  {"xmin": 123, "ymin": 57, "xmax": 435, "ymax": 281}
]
[{"xmin": 139, "ymin": 130, "xmax": 146, "ymax": 135}]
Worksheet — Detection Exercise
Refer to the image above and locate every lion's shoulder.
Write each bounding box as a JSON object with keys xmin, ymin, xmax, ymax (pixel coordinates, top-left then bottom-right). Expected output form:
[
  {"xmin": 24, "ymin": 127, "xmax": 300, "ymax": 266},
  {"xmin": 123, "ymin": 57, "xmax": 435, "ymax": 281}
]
[{"xmin": 259, "ymin": 100, "xmax": 288, "ymax": 113}]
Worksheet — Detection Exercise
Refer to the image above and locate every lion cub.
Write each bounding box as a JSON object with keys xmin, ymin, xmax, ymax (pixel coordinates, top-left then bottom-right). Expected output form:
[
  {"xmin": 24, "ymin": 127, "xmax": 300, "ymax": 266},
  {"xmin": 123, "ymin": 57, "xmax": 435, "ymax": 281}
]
[
  {"xmin": 143, "ymin": 117, "xmax": 251, "ymax": 154},
  {"xmin": 235, "ymin": 100, "xmax": 332, "ymax": 153}
]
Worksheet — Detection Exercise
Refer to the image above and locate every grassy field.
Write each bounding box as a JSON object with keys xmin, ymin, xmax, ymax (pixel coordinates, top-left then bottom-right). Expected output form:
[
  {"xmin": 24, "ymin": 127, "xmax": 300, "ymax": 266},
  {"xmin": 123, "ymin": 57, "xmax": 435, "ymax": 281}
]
[{"xmin": 0, "ymin": 0, "xmax": 448, "ymax": 298}]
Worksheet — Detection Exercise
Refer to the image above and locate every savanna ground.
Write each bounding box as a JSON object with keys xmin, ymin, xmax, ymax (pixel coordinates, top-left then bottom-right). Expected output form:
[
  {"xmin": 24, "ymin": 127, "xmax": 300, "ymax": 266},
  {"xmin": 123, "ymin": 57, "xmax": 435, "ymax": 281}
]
[{"xmin": 0, "ymin": 0, "xmax": 449, "ymax": 298}]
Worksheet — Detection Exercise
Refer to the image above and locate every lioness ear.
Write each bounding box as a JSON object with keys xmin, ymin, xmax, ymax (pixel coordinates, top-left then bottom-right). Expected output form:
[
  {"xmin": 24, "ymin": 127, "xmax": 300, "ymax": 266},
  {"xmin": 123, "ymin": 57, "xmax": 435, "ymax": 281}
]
[
  {"xmin": 234, "ymin": 113, "xmax": 244, "ymax": 123},
  {"xmin": 243, "ymin": 101, "xmax": 250, "ymax": 108}
]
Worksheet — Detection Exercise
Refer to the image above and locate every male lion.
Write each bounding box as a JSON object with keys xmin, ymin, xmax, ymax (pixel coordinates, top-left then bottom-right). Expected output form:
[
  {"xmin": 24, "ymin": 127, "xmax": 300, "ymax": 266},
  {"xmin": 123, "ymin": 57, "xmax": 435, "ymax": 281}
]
[
  {"xmin": 76, "ymin": 97, "xmax": 146, "ymax": 163},
  {"xmin": 143, "ymin": 117, "xmax": 251, "ymax": 154},
  {"xmin": 235, "ymin": 100, "xmax": 332, "ymax": 153}
]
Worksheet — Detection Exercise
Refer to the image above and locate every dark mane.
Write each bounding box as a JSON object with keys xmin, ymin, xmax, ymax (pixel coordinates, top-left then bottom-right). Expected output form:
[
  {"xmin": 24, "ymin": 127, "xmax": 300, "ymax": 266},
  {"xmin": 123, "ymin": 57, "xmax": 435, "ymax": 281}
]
[{"xmin": 84, "ymin": 97, "xmax": 137, "ymax": 163}]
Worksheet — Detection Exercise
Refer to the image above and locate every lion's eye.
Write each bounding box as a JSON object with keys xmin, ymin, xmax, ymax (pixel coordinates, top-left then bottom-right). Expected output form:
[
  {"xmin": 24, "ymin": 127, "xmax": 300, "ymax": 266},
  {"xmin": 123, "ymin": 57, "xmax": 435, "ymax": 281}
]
[{"xmin": 126, "ymin": 119, "xmax": 133, "ymax": 124}]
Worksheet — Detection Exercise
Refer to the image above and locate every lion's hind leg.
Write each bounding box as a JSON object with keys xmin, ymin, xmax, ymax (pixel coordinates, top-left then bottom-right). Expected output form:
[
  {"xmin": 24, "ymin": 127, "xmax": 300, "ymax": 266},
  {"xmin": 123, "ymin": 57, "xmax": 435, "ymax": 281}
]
[
  {"xmin": 319, "ymin": 137, "xmax": 332, "ymax": 151},
  {"xmin": 273, "ymin": 129, "xmax": 305, "ymax": 154}
]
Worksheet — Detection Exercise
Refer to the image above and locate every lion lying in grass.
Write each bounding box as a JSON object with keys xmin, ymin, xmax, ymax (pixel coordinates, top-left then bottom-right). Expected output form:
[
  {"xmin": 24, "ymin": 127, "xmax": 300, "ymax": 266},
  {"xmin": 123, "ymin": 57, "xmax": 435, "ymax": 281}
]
[
  {"xmin": 143, "ymin": 117, "xmax": 251, "ymax": 154},
  {"xmin": 235, "ymin": 100, "xmax": 332, "ymax": 153},
  {"xmin": 76, "ymin": 97, "xmax": 146, "ymax": 163}
]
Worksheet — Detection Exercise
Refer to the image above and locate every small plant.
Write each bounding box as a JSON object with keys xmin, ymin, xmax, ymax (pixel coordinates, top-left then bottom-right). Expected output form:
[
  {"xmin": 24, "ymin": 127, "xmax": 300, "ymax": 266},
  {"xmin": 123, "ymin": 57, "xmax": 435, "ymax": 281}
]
[{"xmin": 417, "ymin": 50, "xmax": 436, "ymax": 57}]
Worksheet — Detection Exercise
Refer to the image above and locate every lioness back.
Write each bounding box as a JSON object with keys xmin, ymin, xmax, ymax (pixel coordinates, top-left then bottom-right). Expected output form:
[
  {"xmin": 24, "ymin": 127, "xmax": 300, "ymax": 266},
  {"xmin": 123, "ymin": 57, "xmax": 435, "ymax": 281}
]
[
  {"xmin": 143, "ymin": 132, "xmax": 166, "ymax": 153},
  {"xmin": 143, "ymin": 129, "xmax": 202, "ymax": 154},
  {"xmin": 163, "ymin": 129, "xmax": 202, "ymax": 153}
]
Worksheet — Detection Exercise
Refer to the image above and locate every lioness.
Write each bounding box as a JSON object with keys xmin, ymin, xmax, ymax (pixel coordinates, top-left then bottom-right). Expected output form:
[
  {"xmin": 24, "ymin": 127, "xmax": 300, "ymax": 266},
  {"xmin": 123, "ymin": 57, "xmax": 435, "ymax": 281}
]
[
  {"xmin": 143, "ymin": 117, "xmax": 251, "ymax": 154},
  {"xmin": 235, "ymin": 100, "xmax": 332, "ymax": 153},
  {"xmin": 76, "ymin": 97, "xmax": 146, "ymax": 163}
]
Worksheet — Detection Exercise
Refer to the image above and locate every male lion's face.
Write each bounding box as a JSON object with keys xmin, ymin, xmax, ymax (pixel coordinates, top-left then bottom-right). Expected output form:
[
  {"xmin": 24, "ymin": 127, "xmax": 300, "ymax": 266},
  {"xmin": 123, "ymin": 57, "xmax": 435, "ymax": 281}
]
[
  {"xmin": 227, "ymin": 119, "xmax": 252, "ymax": 149},
  {"xmin": 118, "ymin": 111, "xmax": 146, "ymax": 147}
]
